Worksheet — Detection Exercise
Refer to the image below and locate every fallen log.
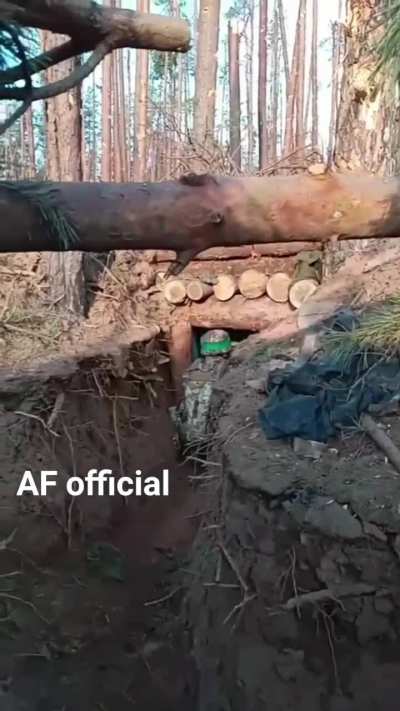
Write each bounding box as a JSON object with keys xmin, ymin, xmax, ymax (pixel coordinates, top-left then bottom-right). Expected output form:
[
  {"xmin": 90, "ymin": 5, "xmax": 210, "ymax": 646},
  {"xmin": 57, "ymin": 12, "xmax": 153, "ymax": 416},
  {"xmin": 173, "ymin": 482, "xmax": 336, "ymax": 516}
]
[
  {"xmin": 213, "ymin": 274, "xmax": 238, "ymax": 301},
  {"xmin": 4, "ymin": 172, "xmax": 400, "ymax": 266},
  {"xmin": 238, "ymin": 269, "xmax": 267, "ymax": 299},
  {"xmin": 188, "ymin": 295, "xmax": 291, "ymax": 331},
  {"xmin": 153, "ymin": 242, "xmax": 319, "ymax": 262}
]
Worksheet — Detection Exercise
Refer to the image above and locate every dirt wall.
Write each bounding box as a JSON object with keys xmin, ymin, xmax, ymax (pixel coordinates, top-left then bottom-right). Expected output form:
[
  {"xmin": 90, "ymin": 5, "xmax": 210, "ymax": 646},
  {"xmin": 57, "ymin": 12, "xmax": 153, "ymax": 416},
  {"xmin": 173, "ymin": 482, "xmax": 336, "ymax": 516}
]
[{"xmin": 184, "ymin": 343, "xmax": 400, "ymax": 711}]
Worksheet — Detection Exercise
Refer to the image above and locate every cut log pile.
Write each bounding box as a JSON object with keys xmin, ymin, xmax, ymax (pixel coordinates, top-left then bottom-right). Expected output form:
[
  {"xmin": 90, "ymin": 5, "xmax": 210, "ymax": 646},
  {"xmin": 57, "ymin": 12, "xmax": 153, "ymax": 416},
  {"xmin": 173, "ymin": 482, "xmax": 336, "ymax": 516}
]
[{"xmin": 162, "ymin": 253, "xmax": 323, "ymax": 316}]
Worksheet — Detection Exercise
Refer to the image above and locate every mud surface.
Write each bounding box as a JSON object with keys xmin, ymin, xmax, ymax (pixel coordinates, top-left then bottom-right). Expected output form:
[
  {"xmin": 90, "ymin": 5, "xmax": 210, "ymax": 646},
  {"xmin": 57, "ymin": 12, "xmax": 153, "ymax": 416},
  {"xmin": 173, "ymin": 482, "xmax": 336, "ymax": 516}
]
[
  {"xmin": 185, "ymin": 341, "xmax": 400, "ymax": 711},
  {"xmin": 0, "ymin": 347, "xmax": 201, "ymax": 711}
]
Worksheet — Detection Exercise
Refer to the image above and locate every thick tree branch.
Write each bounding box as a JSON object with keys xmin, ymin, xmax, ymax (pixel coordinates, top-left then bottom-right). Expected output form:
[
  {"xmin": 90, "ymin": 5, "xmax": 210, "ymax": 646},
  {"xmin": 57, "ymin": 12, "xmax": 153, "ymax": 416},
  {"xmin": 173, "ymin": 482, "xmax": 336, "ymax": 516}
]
[
  {"xmin": 0, "ymin": 38, "xmax": 110, "ymax": 101},
  {"xmin": 0, "ymin": 1, "xmax": 190, "ymax": 52},
  {"xmin": 0, "ymin": 39, "xmax": 77, "ymax": 85},
  {"xmin": 1, "ymin": 172, "xmax": 400, "ymax": 262}
]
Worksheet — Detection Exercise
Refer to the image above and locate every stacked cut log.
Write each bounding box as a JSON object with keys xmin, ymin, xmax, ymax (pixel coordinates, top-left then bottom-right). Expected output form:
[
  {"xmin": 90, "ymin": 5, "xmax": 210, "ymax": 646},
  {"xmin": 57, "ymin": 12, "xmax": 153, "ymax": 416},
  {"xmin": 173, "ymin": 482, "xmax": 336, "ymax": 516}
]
[{"xmin": 160, "ymin": 249, "xmax": 324, "ymax": 339}]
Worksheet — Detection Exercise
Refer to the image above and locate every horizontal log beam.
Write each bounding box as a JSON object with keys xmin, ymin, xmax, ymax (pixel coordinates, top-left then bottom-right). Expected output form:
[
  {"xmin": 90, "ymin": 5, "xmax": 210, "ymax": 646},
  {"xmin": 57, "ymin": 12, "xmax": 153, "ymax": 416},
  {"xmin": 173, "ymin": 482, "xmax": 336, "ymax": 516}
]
[
  {"xmin": 188, "ymin": 295, "xmax": 292, "ymax": 332},
  {"xmin": 1, "ymin": 172, "xmax": 400, "ymax": 264},
  {"xmin": 153, "ymin": 242, "xmax": 319, "ymax": 262}
]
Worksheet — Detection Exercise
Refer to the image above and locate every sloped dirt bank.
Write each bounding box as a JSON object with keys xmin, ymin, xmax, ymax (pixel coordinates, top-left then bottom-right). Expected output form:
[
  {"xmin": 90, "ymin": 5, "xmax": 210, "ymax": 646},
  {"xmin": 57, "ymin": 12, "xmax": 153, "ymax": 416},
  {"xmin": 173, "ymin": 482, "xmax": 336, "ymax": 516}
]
[
  {"xmin": 184, "ymin": 343, "xmax": 400, "ymax": 711},
  {"xmin": 0, "ymin": 340, "xmax": 202, "ymax": 711}
]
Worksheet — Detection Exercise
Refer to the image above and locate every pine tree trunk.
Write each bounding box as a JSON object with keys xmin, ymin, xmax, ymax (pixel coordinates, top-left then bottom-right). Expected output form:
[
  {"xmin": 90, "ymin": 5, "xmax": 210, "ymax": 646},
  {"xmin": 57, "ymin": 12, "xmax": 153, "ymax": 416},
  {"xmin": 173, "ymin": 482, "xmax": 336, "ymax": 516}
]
[
  {"xmin": 134, "ymin": 0, "xmax": 150, "ymax": 181},
  {"xmin": 228, "ymin": 20, "xmax": 241, "ymax": 171},
  {"xmin": 101, "ymin": 59, "xmax": 112, "ymax": 180},
  {"xmin": 278, "ymin": 0, "xmax": 289, "ymax": 98},
  {"xmin": 193, "ymin": 0, "xmax": 221, "ymax": 148},
  {"xmin": 310, "ymin": 0, "xmax": 319, "ymax": 148},
  {"xmin": 42, "ymin": 30, "xmax": 85, "ymax": 317},
  {"xmin": 23, "ymin": 107, "xmax": 36, "ymax": 177},
  {"xmin": 246, "ymin": 0, "xmax": 255, "ymax": 170},
  {"xmin": 270, "ymin": 0, "xmax": 279, "ymax": 162},
  {"xmin": 258, "ymin": 0, "xmax": 268, "ymax": 169},
  {"xmin": 334, "ymin": 0, "xmax": 400, "ymax": 257},
  {"xmin": 334, "ymin": 0, "xmax": 398, "ymax": 176},
  {"xmin": 295, "ymin": 0, "xmax": 306, "ymax": 154},
  {"xmin": 283, "ymin": 1, "xmax": 301, "ymax": 155}
]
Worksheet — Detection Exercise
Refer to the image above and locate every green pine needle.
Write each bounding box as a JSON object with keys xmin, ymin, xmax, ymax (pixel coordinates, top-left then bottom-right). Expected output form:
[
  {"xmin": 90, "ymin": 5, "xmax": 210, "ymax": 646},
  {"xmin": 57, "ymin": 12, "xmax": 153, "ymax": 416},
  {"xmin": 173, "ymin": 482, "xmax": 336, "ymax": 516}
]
[
  {"xmin": 324, "ymin": 296, "xmax": 400, "ymax": 368},
  {"xmin": 0, "ymin": 182, "xmax": 79, "ymax": 249}
]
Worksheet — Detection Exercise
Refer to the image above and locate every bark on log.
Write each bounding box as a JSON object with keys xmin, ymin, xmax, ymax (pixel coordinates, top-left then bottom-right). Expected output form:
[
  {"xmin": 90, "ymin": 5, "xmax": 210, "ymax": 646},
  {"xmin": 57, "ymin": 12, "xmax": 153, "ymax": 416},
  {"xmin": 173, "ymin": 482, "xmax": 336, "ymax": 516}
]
[
  {"xmin": 186, "ymin": 279, "xmax": 214, "ymax": 302},
  {"xmin": 0, "ymin": 1, "xmax": 190, "ymax": 53},
  {"xmin": 213, "ymin": 274, "xmax": 238, "ymax": 301},
  {"xmin": 153, "ymin": 242, "xmax": 321, "ymax": 261},
  {"xmin": 238, "ymin": 269, "xmax": 267, "ymax": 299},
  {"xmin": 163, "ymin": 278, "xmax": 187, "ymax": 304},
  {"xmin": 4, "ymin": 172, "xmax": 400, "ymax": 258},
  {"xmin": 266, "ymin": 272, "xmax": 291, "ymax": 302},
  {"xmin": 168, "ymin": 321, "xmax": 193, "ymax": 403},
  {"xmin": 189, "ymin": 295, "xmax": 291, "ymax": 331}
]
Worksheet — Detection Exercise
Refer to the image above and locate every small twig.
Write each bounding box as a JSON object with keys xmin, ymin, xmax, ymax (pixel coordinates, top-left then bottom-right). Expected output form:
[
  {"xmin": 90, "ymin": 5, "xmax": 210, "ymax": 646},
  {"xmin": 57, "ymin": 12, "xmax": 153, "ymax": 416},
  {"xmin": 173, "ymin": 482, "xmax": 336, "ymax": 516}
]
[
  {"xmin": 290, "ymin": 547, "xmax": 301, "ymax": 619},
  {"xmin": 223, "ymin": 593, "xmax": 257, "ymax": 626},
  {"xmin": 14, "ymin": 410, "xmax": 60, "ymax": 437},
  {"xmin": 217, "ymin": 535, "xmax": 248, "ymax": 593},
  {"xmin": 0, "ymin": 571, "xmax": 21, "ymax": 579},
  {"xmin": 360, "ymin": 413, "xmax": 400, "ymax": 474},
  {"xmin": 203, "ymin": 582, "xmax": 240, "ymax": 589},
  {"xmin": 274, "ymin": 583, "xmax": 376, "ymax": 613},
  {"xmin": 0, "ymin": 529, "xmax": 17, "ymax": 551},
  {"xmin": 0, "ymin": 593, "xmax": 49, "ymax": 624},
  {"xmin": 112, "ymin": 398, "xmax": 126, "ymax": 504},
  {"xmin": 62, "ymin": 423, "xmax": 78, "ymax": 549},
  {"xmin": 47, "ymin": 392, "xmax": 65, "ymax": 429},
  {"xmin": 144, "ymin": 586, "xmax": 182, "ymax": 607}
]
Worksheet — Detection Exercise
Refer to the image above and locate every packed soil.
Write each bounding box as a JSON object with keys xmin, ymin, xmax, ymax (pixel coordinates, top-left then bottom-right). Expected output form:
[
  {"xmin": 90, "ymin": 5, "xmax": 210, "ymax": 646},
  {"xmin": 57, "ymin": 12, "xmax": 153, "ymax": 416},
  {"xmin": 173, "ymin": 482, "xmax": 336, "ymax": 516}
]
[
  {"xmin": 184, "ymin": 338, "xmax": 400, "ymax": 711},
  {"xmin": 0, "ymin": 343, "xmax": 203, "ymax": 711}
]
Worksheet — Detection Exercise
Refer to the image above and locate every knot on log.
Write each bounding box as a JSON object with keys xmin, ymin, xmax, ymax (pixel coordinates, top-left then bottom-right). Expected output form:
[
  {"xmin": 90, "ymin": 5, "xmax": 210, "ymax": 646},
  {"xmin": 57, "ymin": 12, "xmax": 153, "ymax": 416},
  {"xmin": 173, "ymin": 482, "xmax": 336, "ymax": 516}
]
[{"xmin": 179, "ymin": 173, "xmax": 219, "ymax": 187}]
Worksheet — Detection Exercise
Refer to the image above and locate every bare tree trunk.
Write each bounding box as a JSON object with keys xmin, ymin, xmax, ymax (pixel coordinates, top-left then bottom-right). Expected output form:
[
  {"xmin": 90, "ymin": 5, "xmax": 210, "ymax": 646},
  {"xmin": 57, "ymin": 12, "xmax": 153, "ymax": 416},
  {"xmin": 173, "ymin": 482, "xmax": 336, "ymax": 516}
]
[
  {"xmin": 270, "ymin": 0, "xmax": 279, "ymax": 162},
  {"xmin": 22, "ymin": 108, "xmax": 36, "ymax": 177},
  {"xmin": 333, "ymin": 0, "xmax": 400, "ymax": 256},
  {"xmin": 101, "ymin": 53, "xmax": 112, "ymax": 181},
  {"xmin": 283, "ymin": 1, "xmax": 300, "ymax": 155},
  {"xmin": 278, "ymin": 0, "xmax": 289, "ymax": 98},
  {"xmin": 91, "ymin": 70, "xmax": 97, "ymax": 181},
  {"xmin": 246, "ymin": 0, "xmax": 255, "ymax": 171},
  {"xmin": 135, "ymin": 0, "xmax": 150, "ymax": 180},
  {"xmin": 193, "ymin": 0, "xmax": 221, "ymax": 147},
  {"xmin": 295, "ymin": 0, "xmax": 306, "ymax": 154},
  {"xmin": 113, "ymin": 48, "xmax": 122, "ymax": 182},
  {"xmin": 258, "ymin": 0, "xmax": 268, "ymax": 169},
  {"xmin": 42, "ymin": 30, "xmax": 85, "ymax": 317},
  {"xmin": 228, "ymin": 20, "xmax": 241, "ymax": 171},
  {"xmin": 334, "ymin": 0, "xmax": 396, "ymax": 175},
  {"xmin": 310, "ymin": 0, "xmax": 319, "ymax": 148}
]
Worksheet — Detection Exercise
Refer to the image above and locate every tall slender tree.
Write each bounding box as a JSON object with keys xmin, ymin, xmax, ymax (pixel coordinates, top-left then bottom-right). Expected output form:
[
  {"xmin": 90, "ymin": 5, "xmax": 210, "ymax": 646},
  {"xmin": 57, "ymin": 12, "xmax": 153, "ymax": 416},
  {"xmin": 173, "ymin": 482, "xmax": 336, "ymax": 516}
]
[
  {"xmin": 42, "ymin": 30, "xmax": 85, "ymax": 316},
  {"xmin": 283, "ymin": 0, "xmax": 301, "ymax": 155},
  {"xmin": 135, "ymin": 0, "xmax": 150, "ymax": 180},
  {"xmin": 245, "ymin": 0, "xmax": 255, "ymax": 170},
  {"xmin": 270, "ymin": 0, "xmax": 280, "ymax": 162},
  {"xmin": 193, "ymin": 0, "xmax": 221, "ymax": 148},
  {"xmin": 295, "ymin": 0, "xmax": 306, "ymax": 154},
  {"xmin": 228, "ymin": 19, "xmax": 241, "ymax": 170},
  {"xmin": 258, "ymin": 0, "xmax": 268, "ymax": 169},
  {"xmin": 310, "ymin": 0, "xmax": 319, "ymax": 148}
]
